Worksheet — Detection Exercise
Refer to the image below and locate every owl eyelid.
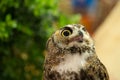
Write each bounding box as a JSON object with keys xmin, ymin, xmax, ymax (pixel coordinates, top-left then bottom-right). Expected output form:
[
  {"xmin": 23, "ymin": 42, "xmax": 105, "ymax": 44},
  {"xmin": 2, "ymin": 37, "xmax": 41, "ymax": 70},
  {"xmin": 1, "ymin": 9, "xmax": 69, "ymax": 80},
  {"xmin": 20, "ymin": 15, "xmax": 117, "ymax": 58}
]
[{"xmin": 62, "ymin": 27, "xmax": 73, "ymax": 33}]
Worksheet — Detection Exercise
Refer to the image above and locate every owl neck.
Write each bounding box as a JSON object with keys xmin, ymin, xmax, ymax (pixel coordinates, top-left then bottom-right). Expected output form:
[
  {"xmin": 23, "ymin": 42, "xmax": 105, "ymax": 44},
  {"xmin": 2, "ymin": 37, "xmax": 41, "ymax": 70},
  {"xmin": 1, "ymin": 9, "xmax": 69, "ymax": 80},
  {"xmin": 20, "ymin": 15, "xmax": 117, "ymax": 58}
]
[{"xmin": 45, "ymin": 41, "xmax": 97, "ymax": 76}]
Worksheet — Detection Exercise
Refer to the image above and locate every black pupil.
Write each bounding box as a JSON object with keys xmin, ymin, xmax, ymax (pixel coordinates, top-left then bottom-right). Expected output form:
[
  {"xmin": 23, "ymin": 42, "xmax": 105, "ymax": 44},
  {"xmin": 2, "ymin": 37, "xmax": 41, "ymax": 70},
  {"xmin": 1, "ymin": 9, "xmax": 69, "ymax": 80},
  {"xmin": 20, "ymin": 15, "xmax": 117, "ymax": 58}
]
[{"xmin": 63, "ymin": 31, "xmax": 70, "ymax": 36}]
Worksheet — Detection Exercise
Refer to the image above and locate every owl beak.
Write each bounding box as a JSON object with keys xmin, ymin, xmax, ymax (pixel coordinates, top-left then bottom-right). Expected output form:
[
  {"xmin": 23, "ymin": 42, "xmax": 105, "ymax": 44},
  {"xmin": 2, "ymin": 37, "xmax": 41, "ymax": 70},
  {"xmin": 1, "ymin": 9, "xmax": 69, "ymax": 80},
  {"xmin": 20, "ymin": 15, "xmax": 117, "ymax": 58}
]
[
  {"xmin": 77, "ymin": 31, "xmax": 83, "ymax": 42},
  {"xmin": 74, "ymin": 35, "xmax": 83, "ymax": 42},
  {"xmin": 69, "ymin": 32, "xmax": 83, "ymax": 43}
]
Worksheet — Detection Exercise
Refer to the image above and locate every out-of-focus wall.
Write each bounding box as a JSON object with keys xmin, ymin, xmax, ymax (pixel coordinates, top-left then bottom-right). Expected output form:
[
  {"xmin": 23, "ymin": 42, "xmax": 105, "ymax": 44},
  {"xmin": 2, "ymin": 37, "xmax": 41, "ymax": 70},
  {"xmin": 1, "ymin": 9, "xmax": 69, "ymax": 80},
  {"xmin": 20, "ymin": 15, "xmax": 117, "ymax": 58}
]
[{"xmin": 94, "ymin": 1, "xmax": 120, "ymax": 80}]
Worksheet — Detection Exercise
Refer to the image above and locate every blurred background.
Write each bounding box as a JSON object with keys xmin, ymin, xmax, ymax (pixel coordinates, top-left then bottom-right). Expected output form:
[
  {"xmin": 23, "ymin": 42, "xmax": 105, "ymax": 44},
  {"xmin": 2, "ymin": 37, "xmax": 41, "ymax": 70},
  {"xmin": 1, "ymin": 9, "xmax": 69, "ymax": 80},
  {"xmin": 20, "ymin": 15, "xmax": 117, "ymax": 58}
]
[{"xmin": 0, "ymin": 0, "xmax": 119, "ymax": 80}]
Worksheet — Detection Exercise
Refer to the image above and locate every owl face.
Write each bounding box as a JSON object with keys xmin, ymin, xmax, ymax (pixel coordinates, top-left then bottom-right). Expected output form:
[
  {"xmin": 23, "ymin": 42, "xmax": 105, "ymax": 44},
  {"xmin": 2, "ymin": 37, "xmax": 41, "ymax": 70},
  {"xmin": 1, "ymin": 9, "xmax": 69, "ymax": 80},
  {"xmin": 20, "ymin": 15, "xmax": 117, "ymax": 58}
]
[{"xmin": 52, "ymin": 24, "xmax": 94, "ymax": 49}]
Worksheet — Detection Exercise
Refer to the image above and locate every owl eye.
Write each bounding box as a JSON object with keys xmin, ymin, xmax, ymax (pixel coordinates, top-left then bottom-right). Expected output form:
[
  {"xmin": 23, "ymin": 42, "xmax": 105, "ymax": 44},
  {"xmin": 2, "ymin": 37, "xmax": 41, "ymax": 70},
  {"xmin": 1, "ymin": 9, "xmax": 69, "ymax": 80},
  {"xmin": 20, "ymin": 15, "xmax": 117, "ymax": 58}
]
[
  {"xmin": 61, "ymin": 30, "xmax": 72, "ymax": 37},
  {"xmin": 82, "ymin": 27, "xmax": 86, "ymax": 31}
]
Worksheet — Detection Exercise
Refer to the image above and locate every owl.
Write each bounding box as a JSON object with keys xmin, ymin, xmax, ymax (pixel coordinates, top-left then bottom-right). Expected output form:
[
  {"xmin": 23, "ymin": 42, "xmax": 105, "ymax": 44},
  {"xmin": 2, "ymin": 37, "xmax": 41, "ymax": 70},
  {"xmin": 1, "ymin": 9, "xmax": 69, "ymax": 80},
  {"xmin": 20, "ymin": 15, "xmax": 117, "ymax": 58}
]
[{"xmin": 43, "ymin": 24, "xmax": 109, "ymax": 80}]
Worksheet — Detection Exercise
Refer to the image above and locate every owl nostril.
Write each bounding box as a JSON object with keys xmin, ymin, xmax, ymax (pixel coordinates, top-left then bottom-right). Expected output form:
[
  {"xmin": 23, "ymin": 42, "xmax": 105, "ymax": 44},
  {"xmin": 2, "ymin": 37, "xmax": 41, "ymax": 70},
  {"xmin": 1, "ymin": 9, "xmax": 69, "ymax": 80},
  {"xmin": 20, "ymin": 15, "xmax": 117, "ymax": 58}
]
[{"xmin": 78, "ymin": 31, "xmax": 83, "ymax": 37}]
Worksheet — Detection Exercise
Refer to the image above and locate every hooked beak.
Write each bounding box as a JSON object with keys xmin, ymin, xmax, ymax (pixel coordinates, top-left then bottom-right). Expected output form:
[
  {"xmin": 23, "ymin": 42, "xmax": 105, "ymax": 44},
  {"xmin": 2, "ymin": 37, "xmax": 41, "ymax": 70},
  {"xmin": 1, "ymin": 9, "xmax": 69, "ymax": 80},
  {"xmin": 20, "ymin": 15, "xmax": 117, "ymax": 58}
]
[{"xmin": 69, "ymin": 31, "xmax": 83, "ymax": 43}]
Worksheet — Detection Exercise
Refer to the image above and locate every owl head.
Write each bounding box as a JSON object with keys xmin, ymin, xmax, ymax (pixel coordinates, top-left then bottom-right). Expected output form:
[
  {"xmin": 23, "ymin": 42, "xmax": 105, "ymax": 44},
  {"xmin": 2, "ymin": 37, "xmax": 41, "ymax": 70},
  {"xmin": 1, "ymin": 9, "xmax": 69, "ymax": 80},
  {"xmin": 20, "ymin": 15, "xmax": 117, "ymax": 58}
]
[{"xmin": 47, "ymin": 24, "xmax": 94, "ymax": 52}]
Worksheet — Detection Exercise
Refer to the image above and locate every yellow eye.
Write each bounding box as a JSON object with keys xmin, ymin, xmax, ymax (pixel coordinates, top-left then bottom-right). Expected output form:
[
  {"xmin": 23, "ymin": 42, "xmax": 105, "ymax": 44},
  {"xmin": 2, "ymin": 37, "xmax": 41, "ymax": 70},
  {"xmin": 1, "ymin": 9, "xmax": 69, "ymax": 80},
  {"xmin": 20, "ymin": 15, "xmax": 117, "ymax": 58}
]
[{"xmin": 61, "ymin": 30, "xmax": 72, "ymax": 37}]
